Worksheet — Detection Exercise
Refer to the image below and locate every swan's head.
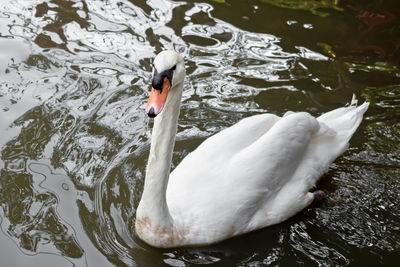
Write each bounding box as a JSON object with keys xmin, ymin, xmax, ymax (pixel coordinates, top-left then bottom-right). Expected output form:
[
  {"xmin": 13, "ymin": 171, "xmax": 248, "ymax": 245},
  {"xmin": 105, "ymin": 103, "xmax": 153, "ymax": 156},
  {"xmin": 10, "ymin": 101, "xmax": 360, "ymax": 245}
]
[{"xmin": 145, "ymin": 50, "xmax": 185, "ymax": 118}]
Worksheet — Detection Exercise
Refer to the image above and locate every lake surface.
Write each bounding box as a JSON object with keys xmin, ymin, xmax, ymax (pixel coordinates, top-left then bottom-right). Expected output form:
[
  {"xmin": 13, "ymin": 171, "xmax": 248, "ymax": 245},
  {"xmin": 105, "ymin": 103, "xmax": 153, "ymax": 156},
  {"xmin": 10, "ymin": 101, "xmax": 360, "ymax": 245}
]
[{"xmin": 0, "ymin": 0, "xmax": 399, "ymax": 266}]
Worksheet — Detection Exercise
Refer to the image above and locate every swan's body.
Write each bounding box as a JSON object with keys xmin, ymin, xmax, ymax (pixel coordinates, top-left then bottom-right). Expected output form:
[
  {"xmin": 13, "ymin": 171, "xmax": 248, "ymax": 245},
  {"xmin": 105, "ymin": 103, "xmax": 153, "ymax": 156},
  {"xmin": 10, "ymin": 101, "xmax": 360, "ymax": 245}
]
[{"xmin": 135, "ymin": 51, "xmax": 369, "ymax": 248}]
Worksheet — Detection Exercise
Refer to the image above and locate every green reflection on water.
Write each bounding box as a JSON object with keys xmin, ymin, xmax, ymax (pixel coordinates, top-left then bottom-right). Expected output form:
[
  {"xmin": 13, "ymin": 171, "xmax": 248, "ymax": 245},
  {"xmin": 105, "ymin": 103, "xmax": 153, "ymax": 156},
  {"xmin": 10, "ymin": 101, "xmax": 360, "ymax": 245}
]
[
  {"xmin": 0, "ymin": 169, "xmax": 83, "ymax": 258},
  {"xmin": 261, "ymin": 0, "xmax": 342, "ymax": 17}
]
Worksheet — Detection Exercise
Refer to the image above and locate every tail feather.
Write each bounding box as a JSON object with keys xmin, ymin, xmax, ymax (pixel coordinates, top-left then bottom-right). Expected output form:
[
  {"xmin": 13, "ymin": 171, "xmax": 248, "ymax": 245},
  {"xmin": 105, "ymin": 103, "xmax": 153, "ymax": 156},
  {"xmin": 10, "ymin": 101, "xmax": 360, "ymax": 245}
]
[
  {"xmin": 317, "ymin": 98, "xmax": 369, "ymax": 142},
  {"xmin": 302, "ymin": 96, "xmax": 369, "ymax": 187}
]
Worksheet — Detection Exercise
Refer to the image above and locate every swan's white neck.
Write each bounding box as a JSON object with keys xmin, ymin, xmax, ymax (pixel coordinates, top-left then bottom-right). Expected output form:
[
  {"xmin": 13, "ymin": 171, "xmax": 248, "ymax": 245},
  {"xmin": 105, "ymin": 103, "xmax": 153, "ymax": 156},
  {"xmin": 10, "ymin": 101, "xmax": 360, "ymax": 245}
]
[{"xmin": 135, "ymin": 81, "xmax": 183, "ymax": 246}]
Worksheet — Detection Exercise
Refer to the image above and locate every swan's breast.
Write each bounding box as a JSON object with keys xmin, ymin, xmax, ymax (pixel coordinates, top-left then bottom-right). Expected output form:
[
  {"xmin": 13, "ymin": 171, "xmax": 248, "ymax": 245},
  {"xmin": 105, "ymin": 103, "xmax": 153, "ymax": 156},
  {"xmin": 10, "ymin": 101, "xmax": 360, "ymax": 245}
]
[{"xmin": 135, "ymin": 216, "xmax": 192, "ymax": 247}]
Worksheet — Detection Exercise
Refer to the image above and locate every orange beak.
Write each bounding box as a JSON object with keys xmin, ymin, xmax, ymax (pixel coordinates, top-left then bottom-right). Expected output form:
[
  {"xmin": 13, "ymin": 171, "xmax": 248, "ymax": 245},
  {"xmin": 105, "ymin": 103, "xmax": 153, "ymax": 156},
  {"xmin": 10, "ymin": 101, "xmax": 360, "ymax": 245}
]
[{"xmin": 145, "ymin": 77, "xmax": 171, "ymax": 118}]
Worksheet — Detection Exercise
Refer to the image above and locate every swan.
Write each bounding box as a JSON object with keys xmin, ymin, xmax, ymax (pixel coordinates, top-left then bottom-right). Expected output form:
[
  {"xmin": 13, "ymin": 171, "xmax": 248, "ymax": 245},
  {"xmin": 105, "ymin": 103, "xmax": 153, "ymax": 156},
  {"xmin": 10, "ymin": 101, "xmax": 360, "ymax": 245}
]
[{"xmin": 135, "ymin": 50, "xmax": 369, "ymax": 248}]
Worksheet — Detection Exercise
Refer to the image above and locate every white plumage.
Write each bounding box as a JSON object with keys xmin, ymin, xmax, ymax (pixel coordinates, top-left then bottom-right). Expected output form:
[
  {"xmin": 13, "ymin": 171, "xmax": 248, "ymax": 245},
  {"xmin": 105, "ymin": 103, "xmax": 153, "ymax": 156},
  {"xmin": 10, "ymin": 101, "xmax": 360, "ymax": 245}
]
[{"xmin": 135, "ymin": 51, "xmax": 369, "ymax": 248}]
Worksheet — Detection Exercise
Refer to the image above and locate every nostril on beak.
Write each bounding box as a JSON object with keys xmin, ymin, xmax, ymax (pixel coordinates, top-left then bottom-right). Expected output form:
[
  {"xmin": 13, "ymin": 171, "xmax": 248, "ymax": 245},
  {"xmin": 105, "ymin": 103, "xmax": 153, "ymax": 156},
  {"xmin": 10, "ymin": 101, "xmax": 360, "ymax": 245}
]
[{"xmin": 147, "ymin": 107, "xmax": 157, "ymax": 118}]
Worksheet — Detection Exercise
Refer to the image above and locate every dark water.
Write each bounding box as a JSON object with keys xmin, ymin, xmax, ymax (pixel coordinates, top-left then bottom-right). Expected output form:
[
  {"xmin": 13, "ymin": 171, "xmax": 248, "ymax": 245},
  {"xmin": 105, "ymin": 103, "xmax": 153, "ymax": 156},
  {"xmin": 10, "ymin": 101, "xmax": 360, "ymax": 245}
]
[{"xmin": 0, "ymin": 0, "xmax": 399, "ymax": 266}]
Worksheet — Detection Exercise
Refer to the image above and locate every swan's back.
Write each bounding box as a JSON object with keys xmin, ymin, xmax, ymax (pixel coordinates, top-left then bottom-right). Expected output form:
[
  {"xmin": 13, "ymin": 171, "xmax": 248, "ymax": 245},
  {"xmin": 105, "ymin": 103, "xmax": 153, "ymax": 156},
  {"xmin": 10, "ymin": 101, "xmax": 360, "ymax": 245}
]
[
  {"xmin": 166, "ymin": 98, "xmax": 369, "ymax": 246},
  {"xmin": 264, "ymin": 100, "xmax": 369, "ymax": 224}
]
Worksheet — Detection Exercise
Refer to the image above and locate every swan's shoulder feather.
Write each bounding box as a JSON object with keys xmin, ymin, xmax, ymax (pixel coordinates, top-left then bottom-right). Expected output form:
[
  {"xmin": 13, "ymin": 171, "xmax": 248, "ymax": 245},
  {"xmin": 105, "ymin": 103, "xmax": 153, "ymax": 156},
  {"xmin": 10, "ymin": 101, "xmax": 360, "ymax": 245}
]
[{"xmin": 196, "ymin": 113, "xmax": 280, "ymax": 155}]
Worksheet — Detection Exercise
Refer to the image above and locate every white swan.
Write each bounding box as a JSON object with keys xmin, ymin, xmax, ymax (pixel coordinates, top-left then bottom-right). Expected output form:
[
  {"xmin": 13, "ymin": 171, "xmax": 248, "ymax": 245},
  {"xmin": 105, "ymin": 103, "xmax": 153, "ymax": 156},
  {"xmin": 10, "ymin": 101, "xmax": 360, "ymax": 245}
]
[{"xmin": 135, "ymin": 50, "xmax": 369, "ymax": 248}]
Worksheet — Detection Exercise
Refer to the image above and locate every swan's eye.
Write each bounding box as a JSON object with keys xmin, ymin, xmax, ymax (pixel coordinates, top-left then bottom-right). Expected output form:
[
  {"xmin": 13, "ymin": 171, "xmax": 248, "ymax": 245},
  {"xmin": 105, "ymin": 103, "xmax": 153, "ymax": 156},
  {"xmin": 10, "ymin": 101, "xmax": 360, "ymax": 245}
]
[{"xmin": 152, "ymin": 66, "xmax": 174, "ymax": 90}]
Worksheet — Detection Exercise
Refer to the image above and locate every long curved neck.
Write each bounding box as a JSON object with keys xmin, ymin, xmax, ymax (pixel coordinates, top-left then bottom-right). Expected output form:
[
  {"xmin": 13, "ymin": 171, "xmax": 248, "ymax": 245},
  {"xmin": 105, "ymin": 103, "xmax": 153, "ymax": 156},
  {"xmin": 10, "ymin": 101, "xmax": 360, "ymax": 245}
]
[{"xmin": 136, "ymin": 82, "xmax": 183, "ymax": 232}]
